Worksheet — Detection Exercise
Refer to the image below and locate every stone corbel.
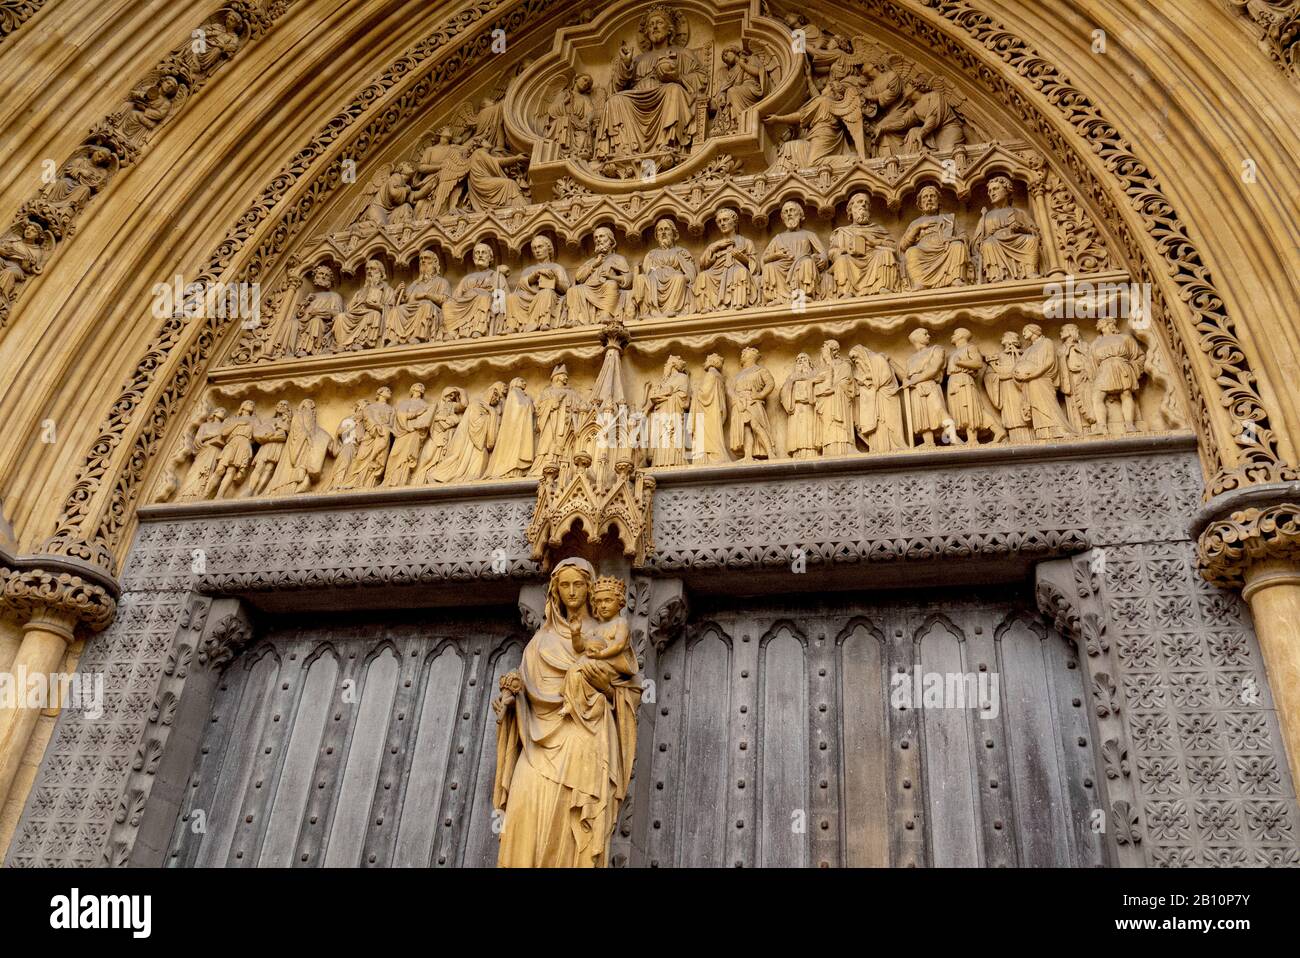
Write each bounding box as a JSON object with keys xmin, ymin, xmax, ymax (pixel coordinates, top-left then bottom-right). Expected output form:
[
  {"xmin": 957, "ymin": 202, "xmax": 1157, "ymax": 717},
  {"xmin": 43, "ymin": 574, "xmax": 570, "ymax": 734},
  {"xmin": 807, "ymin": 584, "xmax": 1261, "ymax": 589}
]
[{"xmin": 0, "ymin": 532, "xmax": 119, "ymax": 639}]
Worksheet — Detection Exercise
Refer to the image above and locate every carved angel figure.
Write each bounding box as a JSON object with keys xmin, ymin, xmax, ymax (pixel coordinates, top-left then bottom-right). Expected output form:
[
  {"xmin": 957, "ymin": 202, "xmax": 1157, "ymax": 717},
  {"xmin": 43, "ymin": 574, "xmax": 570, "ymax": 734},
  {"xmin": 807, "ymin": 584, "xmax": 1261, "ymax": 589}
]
[
  {"xmin": 0, "ymin": 221, "xmax": 52, "ymax": 311},
  {"xmin": 187, "ymin": 11, "xmax": 244, "ymax": 76},
  {"xmin": 38, "ymin": 146, "xmax": 115, "ymax": 216},
  {"xmin": 117, "ymin": 75, "xmax": 184, "ymax": 147},
  {"xmin": 710, "ymin": 44, "xmax": 772, "ymax": 135},
  {"xmin": 545, "ymin": 73, "xmax": 601, "ymax": 158}
]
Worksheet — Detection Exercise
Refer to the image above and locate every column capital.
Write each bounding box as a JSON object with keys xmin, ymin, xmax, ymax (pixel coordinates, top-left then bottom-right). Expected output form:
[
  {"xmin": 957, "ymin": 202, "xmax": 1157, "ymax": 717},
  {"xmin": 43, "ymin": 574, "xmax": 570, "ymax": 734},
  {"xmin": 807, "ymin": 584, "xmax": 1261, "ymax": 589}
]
[
  {"xmin": 0, "ymin": 544, "xmax": 119, "ymax": 636},
  {"xmin": 1193, "ymin": 482, "xmax": 1300, "ymax": 588}
]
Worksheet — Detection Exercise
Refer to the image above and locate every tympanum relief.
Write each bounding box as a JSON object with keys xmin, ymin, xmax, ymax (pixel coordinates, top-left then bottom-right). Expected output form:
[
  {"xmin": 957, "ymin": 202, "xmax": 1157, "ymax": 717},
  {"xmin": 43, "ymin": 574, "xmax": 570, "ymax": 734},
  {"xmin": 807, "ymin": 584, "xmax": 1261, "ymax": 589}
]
[{"xmin": 167, "ymin": 3, "xmax": 1180, "ymax": 513}]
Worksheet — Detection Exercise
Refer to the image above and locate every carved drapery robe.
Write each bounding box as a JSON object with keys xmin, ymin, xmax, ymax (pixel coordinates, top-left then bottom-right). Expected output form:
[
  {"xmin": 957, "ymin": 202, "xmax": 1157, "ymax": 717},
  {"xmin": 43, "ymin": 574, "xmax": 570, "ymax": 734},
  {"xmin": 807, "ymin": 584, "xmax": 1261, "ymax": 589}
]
[
  {"xmin": 532, "ymin": 383, "xmax": 581, "ymax": 475},
  {"xmin": 1015, "ymin": 337, "xmax": 1074, "ymax": 437},
  {"xmin": 815, "ymin": 356, "xmax": 856, "ymax": 456},
  {"xmin": 1091, "ymin": 332, "xmax": 1144, "ymax": 394},
  {"xmin": 266, "ymin": 401, "xmax": 333, "ymax": 497},
  {"xmin": 780, "ymin": 369, "xmax": 818, "ymax": 459},
  {"xmin": 493, "ymin": 563, "xmax": 640, "ymax": 868},
  {"xmin": 383, "ymin": 397, "xmax": 434, "ymax": 487},
  {"xmin": 828, "ymin": 223, "xmax": 900, "ymax": 296},
  {"xmin": 566, "ymin": 253, "xmax": 629, "ymax": 327},
  {"xmin": 852, "ymin": 350, "xmax": 906, "ymax": 453},
  {"xmin": 694, "ymin": 234, "xmax": 757, "ymax": 311},
  {"xmin": 508, "ymin": 262, "xmax": 570, "ymax": 332},
  {"xmin": 343, "ymin": 399, "xmax": 395, "ymax": 488},
  {"xmin": 466, "ymin": 147, "xmax": 526, "ymax": 211},
  {"xmin": 384, "ymin": 275, "xmax": 451, "ymax": 345},
  {"xmin": 487, "ymin": 385, "xmax": 536, "ymax": 479},
  {"xmin": 689, "ymin": 366, "xmax": 728, "ymax": 464},
  {"xmin": 902, "ymin": 214, "xmax": 969, "ymax": 290},
  {"xmin": 215, "ymin": 412, "xmax": 256, "ymax": 476},
  {"xmin": 988, "ymin": 348, "xmax": 1032, "ymax": 441},
  {"xmin": 761, "ymin": 229, "xmax": 825, "ymax": 303},
  {"xmin": 645, "ymin": 369, "xmax": 691, "ymax": 468},
  {"xmin": 946, "ymin": 344, "xmax": 1003, "ymax": 436},
  {"xmin": 178, "ymin": 420, "xmax": 225, "ymax": 501},
  {"xmin": 417, "ymin": 398, "xmax": 465, "ymax": 479},
  {"xmin": 906, "ymin": 345, "xmax": 950, "ymax": 434},
  {"xmin": 1059, "ymin": 340, "xmax": 1095, "ymax": 432},
  {"xmin": 443, "ymin": 269, "xmax": 508, "ymax": 339},
  {"xmin": 975, "ymin": 205, "xmax": 1040, "ymax": 282},
  {"xmin": 632, "ymin": 245, "xmax": 696, "ymax": 318},
  {"xmin": 776, "ymin": 86, "xmax": 858, "ymax": 168},
  {"xmin": 596, "ymin": 44, "xmax": 704, "ymax": 159},
  {"xmin": 275, "ymin": 288, "xmax": 341, "ymax": 356},
  {"xmin": 728, "ymin": 364, "xmax": 775, "ymax": 458},
  {"xmin": 334, "ymin": 281, "xmax": 393, "ymax": 351},
  {"xmin": 429, "ymin": 395, "xmax": 499, "ymax": 483}
]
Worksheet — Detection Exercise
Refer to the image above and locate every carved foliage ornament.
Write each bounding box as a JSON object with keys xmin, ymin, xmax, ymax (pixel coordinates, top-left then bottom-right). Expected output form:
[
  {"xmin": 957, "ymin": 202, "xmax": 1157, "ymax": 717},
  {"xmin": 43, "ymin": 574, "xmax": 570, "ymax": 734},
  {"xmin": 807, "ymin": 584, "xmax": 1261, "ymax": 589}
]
[
  {"xmin": 1226, "ymin": 0, "xmax": 1300, "ymax": 78},
  {"xmin": 1197, "ymin": 503, "xmax": 1300, "ymax": 588},
  {"xmin": 36, "ymin": 0, "xmax": 1294, "ymax": 584},
  {"xmin": 0, "ymin": 568, "xmax": 117, "ymax": 632}
]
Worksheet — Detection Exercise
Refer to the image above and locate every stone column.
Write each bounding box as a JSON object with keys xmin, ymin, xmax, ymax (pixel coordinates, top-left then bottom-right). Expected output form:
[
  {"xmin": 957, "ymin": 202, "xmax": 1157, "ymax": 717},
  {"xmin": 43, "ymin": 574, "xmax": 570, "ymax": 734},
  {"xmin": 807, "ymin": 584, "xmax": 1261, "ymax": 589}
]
[
  {"xmin": 1197, "ymin": 493, "xmax": 1300, "ymax": 787},
  {"xmin": 0, "ymin": 563, "xmax": 117, "ymax": 809}
]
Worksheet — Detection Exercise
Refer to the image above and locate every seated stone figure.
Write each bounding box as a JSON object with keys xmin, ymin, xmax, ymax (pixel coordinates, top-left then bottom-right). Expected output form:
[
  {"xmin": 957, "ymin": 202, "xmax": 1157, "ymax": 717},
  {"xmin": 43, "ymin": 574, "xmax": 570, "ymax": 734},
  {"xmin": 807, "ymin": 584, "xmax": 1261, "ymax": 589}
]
[
  {"xmin": 693, "ymin": 207, "xmax": 758, "ymax": 311},
  {"xmin": 384, "ymin": 248, "xmax": 451, "ymax": 345},
  {"xmin": 900, "ymin": 185, "xmax": 970, "ymax": 290},
  {"xmin": 629, "ymin": 217, "xmax": 696, "ymax": 319},
  {"xmin": 443, "ymin": 242, "xmax": 510, "ymax": 339},
  {"xmin": 566, "ymin": 226, "xmax": 631, "ymax": 327},
  {"xmin": 507, "ymin": 234, "xmax": 570, "ymax": 333},
  {"xmin": 828, "ymin": 193, "xmax": 901, "ymax": 297},
  {"xmin": 761, "ymin": 200, "xmax": 827, "ymax": 305},
  {"xmin": 334, "ymin": 259, "xmax": 395, "ymax": 351},
  {"xmin": 973, "ymin": 175, "xmax": 1040, "ymax": 282}
]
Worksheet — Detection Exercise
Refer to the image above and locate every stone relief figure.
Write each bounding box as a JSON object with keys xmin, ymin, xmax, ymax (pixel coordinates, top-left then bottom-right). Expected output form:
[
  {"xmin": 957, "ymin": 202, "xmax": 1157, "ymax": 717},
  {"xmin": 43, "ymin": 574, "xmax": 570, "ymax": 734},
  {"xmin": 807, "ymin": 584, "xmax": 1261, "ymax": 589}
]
[
  {"xmin": 644, "ymin": 354, "xmax": 691, "ymax": 467},
  {"xmin": 326, "ymin": 400, "xmax": 366, "ymax": 491},
  {"xmin": 1015, "ymin": 324, "xmax": 1075, "ymax": 439},
  {"xmin": 383, "ymin": 384, "xmax": 433, "ymax": 487},
  {"xmin": 946, "ymin": 328, "xmax": 1007, "ymax": 445},
  {"xmin": 470, "ymin": 92, "xmax": 510, "ymax": 155},
  {"xmin": 814, "ymin": 339, "xmax": 856, "ymax": 456},
  {"xmin": 37, "ymin": 146, "xmax": 115, "ymax": 216},
  {"xmin": 462, "ymin": 135, "xmax": 530, "ymax": 211},
  {"xmin": 212, "ymin": 400, "xmax": 258, "ymax": 498},
  {"xmin": 178, "ymin": 408, "xmax": 227, "ymax": 501},
  {"xmin": 533, "ymin": 364, "xmax": 582, "ymax": 475},
  {"xmin": 594, "ymin": 5, "xmax": 707, "ymax": 169},
  {"xmin": 342, "ymin": 387, "xmax": 396, "ymax": 489},
  {"xmin": 973, "ymin": 176, "xmax": 1040, "ymax": 282},
  {"xmin": 430, "ymin": 381, "xmax": 506, "ymax": 483},
  {"xmin": 558, "ymin": 575, "xmax": 637, "ymax": 720},
  {"xmin": 353, "ymin": 163, "xmax": 421, "ymax": 231},
  {"xmin": 828, "ymin": 193, "xmax": 901, "ymax": 297},
  {"xmin": 274, "ymin": 264, "xmax": 342, "ymax": 357},
  {"xmin": 117, "ymin": 75, "xmax": 183, "ymax": 147},
  {"xmin": 487, "ymin": 378, "xmax": 536, "ymax": 479},
  {"xmin": 1090, "ymin": 317, "xmax": 1145, "ymax": 434},
  {"xmin": 566, "ymin": 226, "xmax": 631, "ymax": 326},
  {"xmin": 781, "ymin": 352, "xmax": 819, "ymax": 460},
  {"xmin": 873, "ymin": 73, "xmax": 966, "ymax": 154},
  {"xmin": 335, "ymin": 259, "xmax": 396, "ymax": 351},
  {"xmin": 630, "ymin": 217, "xmax": 696, "ymax": 319},
  {"xmin": 694, "ymin": 207, "xmax": 758, "ymax": 311},
  {"xmin": 443, "ymin": 242, "xmax": 510, "ymax": 339},
  {"xmin": 508, "ymin": 235, "xmax": 570, "ymax": 333},
  {"xmin": 418, "ymin": 387, "xmax": 467, "ymax": 479},
  {"xmin": 493, "ymin": 557, "xmax": 640, "ymax": 868},
  {"xmin": 1058, "ymin": 323, "xmax": 1096, "ymax": 433},
  {"xmin": 413, "ymin": 128, "xmax": 469, "ymax": 219},
  {"xmin": 689, "ymin": 353, "xmax": 729, "ymax": 464},
  {"xmin": 764, "ymin": 78, "xmax": 866, "ymax": 168},
  {"xmin": 0, "ymin": 221, "xmax": 52, "ymax": 312},
  {"xmin": 545, "ymin": 73, "xmax": 601, "ymax": 158},
  {"xmin": 987, "ymin": 331, "xmax": 1033, "ymax": 442},
  {"xmin": 728, "ymin": 347, "xmax": 775, "ymax": 460},
  {"xmin": 266, "ymin": 399, "xmax": 333, "ymax": 497},
  {"xmin": 710, "ymin": 43, "xmax": 771, "ymax": 135},
  {"xmin": 244, "ymin": 400, "xmax": 291, "ymax": 497},
  {"xmin": 900, "ymin": 185, "xmax": 970, "ymax": 290},
  {"xmin": 384, "ymin": 249, "xmax": 451, "ymax": 345},
  {"xmin": 186, "ymin": 10, "xmax": 244, "ymax": 76},
  {"xmin": 848, "ymin": 344, "xmax": 905, "ymax": 453},
  {"xmin": 902, "ymin": 328, "xmax": 950, "ymax": 446},
  {"xmin": 761, "ymin": 200, "xmax": 827, "ymax": 304}
]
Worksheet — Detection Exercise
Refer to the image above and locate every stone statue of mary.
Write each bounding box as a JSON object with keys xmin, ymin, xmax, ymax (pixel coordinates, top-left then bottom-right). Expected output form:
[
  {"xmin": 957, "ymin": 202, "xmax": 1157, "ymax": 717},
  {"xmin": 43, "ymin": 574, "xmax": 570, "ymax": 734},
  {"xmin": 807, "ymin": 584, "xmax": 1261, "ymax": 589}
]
[{"xmin": 492, "ymin": 558, "xmax": 641, "ymax": 867}]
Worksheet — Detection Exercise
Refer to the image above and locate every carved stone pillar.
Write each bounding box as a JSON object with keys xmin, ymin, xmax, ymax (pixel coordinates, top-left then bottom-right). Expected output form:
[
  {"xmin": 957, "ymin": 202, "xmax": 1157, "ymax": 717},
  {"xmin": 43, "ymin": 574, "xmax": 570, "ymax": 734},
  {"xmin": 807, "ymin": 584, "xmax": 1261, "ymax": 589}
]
[
  {"xmin": 1196, "ymin": 489, "xmax": 1300, "ymax": 787},
  {"xmin": 0, "ymin": 556, "xmax": 117, "ymax": 809},
  {"xmin": 1027, "ymin": 170, "xmax": 1066, "ymax": 278}
]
